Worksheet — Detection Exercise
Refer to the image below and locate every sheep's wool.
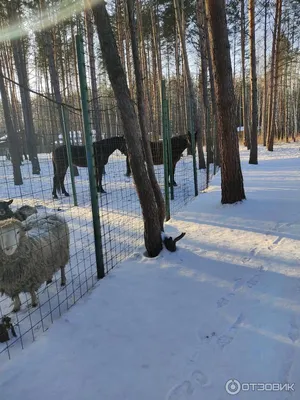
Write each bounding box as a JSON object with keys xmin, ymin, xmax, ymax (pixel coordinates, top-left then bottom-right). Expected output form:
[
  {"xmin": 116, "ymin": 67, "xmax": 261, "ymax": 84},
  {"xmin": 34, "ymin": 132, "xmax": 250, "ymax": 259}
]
[{"xmin": 0, "ymin": 214, "xmax": 69, "ymax": 298}]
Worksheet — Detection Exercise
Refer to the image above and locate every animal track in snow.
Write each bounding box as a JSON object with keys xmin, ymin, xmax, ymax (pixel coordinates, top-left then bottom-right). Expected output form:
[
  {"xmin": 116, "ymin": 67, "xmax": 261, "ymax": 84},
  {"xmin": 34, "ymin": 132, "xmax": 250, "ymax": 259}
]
[
  {"xmin": 217, "ymin": 297, "xmax": 229, "ymax": 308},
  {"xmin": 246, "ymin": 274, "xmax": 260, "ymax": 288},
  {"xmin": 217, "ymin": 313, "xmax": 244, "ymax": 350},
  {"xmin": 166, "ymin": 380, "xmax": 194, "ymax": 400},
  {"xmin": 191, "ymin": 369, "xmax": 210, "ymax": 387},
  {"xmin": 288, "ymin": 315, "xmax": 300, "ymax": 343}
]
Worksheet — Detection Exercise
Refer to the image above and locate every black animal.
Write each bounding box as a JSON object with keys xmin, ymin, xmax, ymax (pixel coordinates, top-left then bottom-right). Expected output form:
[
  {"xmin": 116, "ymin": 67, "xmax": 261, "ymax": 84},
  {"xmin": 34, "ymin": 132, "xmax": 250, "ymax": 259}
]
[
  {"xmin": 125, "ymin": 131, "xmax": 196, "ymax": 186},
  {"xmin": 0, "ymin": 316, "xmax": 17, "ymax": 343},
  {"xmin": 0, "ymin": 199, "xmax": 37, "ymax": 221},
  {"xmin": 163, "ymin": 232, "xmax": 186, "ymax": 252},
  {"xmin": 0, "ymin": 199, "xmax": 14, "ymax": 220},
  {"xmin": 52, "ymin": 136, "xmax": 127, "ymax": 199}
]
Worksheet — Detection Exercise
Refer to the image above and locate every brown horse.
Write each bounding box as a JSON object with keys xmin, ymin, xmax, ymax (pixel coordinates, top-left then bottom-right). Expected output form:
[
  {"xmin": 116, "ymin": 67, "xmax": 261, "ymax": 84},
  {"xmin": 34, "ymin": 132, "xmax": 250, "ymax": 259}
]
[
  {"xmin": 52, "ymin": 136, "xmax": 127, "ymax": 199},
  {"xmin": 125, "ymin": 131, "xmax": 196, "ymax": 186}
]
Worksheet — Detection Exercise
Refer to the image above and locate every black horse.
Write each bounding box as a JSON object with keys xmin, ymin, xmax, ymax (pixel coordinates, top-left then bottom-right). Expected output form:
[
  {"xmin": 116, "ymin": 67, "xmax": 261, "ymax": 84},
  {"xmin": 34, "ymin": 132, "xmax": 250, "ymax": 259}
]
[
  {"xmin": 52, "ymin": 136, "xmax": 127, "ymax": 199},
  {"xmin": 125, "ymin": 131, "xmax": 196, "ymax": 186}
]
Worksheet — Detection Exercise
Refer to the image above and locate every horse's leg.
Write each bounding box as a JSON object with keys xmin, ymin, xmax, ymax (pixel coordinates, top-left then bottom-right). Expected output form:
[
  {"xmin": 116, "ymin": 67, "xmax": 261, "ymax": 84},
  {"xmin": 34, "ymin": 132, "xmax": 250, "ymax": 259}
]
[
  {"xmin": 98, "ymin": 164, "xmax": 106, "ymax": 193},
  {"xmin": 60, "ymin": 167, "xmax": 70, "ymax": 197},
  {"xmin": 52, "ymin": 161, "xmax": 59, "ymax": 199},
  {"xmin": 125, "ymin": 155, "xmax": 131, "ymax": 177},
  {"xmin": 52, "ymin": 175, "xmax": 58, "ymax": 199},
  {"xmin": 172, "ymin": 162, "xmax": 177, "ymax": 186}
]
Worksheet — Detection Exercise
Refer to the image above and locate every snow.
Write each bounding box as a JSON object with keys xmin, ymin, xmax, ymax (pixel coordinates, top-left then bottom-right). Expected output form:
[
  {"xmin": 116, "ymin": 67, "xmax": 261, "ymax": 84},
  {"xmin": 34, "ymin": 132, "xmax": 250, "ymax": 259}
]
[
  {"xmin": 0, "ymin": 142, "xmax": 300, "ymax": 400},
  {"xmin": 0, "ymin": 149, "xmax": 207, "ymax": 360}
]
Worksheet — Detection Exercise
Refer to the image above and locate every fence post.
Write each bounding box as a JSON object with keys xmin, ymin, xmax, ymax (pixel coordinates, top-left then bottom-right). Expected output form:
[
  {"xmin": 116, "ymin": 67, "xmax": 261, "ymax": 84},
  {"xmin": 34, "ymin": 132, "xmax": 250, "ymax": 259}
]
[
  {"xmin": 206, "ymin": 106, "xmax": 210, "ymax": 188},
  {"xmin": 189, "ymin": 96, "xmax": 199, "ymax": 197},
  {"xmin": 61, "ymin": 106, "xmax": 78, "ymax": 206},
  {"xmin": 76, "ymin": 33, "xmax": 105, "ymax": 280},
  {"xmin": 166, "ymin": 95, "xmax": 174, "ymax": 201},
  {"xmin": 161, "ymin": 80, "xmax": 170, "ymax": 221},
  {"xmin": 213, "ymin": 116, "xmax": 217, "ymax": 176}
]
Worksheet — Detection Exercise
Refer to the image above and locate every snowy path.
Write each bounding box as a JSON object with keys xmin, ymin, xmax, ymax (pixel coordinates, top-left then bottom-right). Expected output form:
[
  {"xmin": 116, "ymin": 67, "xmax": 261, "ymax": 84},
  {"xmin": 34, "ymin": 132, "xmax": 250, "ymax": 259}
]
[{"xmin": 0, "ymin": 143, "xmax": 299, "ymax": 400}]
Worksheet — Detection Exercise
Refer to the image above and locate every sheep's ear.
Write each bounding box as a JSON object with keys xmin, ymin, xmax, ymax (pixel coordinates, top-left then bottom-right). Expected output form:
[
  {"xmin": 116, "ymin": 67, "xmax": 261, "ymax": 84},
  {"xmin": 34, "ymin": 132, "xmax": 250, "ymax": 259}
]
[{"xmin": 7, "ymin": 199, "xmax": 13, "ymax": 205}]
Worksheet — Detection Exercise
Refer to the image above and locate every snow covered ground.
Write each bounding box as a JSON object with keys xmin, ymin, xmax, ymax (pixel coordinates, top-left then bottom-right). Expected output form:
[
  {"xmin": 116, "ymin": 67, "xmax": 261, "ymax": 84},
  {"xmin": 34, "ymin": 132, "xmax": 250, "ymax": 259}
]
[
  {"xmin": 0, "ymin": 142, "xmax": 299, "ymax": 400},
  {"xmin": 0, "ymin": 149, "xmax": 207, "ymax": 361}
]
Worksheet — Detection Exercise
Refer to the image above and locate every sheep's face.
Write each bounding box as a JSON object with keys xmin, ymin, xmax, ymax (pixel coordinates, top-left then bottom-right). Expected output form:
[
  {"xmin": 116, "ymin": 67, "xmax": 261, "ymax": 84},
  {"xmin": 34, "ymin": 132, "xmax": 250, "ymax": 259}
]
[{"xmin": 0, "ymin": 223, "xmax": 21, "ymax": 256}]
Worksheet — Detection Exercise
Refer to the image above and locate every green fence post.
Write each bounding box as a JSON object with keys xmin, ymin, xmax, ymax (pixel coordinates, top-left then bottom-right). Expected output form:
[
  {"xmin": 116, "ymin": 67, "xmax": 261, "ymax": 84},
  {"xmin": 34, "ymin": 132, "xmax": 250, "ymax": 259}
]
[
  {"xmin": 189, "ymin": 96, "xmax": 198, "ymax": 197},
  {"xmin": 61, "ymin": 106, "xmax": 78, "ymax": 206},
  {"xmin": 206, "ymin": 106, "xmax": 210, "ymax": 188},
  {"xmin": 213, "ymin": 116, "xmax": 217, "ymax": 176},
  {"xmin": 166, "ymin": 99, "xmax": 174, "ymax": 201},
  {"xmin": 161, "ymin": 80, "xmax": 170, "ymax": 221},
  {"xmin": 76, "ymin": 34, "xmax": 105, "ymax": 280}
]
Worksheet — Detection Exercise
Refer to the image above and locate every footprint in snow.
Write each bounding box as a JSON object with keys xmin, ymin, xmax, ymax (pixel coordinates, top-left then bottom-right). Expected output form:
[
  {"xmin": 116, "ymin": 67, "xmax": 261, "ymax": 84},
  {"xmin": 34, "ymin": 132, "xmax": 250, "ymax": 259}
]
[
  {"xmin": 191, "ymin": 370, "xmax": 210, "ymax": 388},
  {"xmin": 288, "ymin": 315, "xmax": 300, "ymax": 343},
  {"xmin": 217, "ymin": 297, "xmax": 229, "ymax": 308},
  {"xmin": 166, "ymin": 380, "xmax": 194, "ymax": 400}
]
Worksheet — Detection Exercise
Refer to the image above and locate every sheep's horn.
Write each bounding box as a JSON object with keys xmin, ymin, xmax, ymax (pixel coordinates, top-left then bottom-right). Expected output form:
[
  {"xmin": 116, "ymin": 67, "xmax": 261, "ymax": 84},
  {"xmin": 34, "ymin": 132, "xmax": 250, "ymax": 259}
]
[{"xmin": 173, "ymin": 232, "xmax": 186, "ymax": 243}]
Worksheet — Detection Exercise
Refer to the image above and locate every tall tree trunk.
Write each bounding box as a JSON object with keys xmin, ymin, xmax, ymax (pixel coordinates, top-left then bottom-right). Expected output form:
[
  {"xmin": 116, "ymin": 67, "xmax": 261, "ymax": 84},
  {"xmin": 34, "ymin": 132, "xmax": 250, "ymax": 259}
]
[
  {"xmin": 197, "ymin": 0, "xmax": 213, "ymax": 164},
  {"xmin": 39, "ymin": 4, "xmax": 79, "ymax": 176},
  {"xmin": 91, "ymin": 0, "xmax": 163, "ymax": 257},
  {"xmin": 267, "ymin": 0, "xmax": 282, "ymax": 151},
  {"xmin": 173, "ymin": 0, "xmax": 206, "ymax": 169},
  {"xmin": 241, "ymin": 0, "xmax": 250, "ymax": 149},
  {"xmin": 11, "ymin": 39, "xmax": 41, "ymax": 174},
  {"xmin": 205, "ymin": 0, "xmax": 246, "ymax": 204},
  {"xmin": 202, "ymin": 0, "xmax": 220, "ymax": 166},
  {"xmin": 126, "ymin": 0, "xmax": 165, "ymax": 229},
  {"xmin": 262, "ymin": 0, "xmax": 268, "ymax": 146},
  {"xmin": 0, "ymin": 57, "xmax": 23, "ymax": 185},
  {"xmin": 249, "ymin": 0, "xmax": 258, "ymax": 164},
  {"xmin": 85, "ymin": 6, "xmax": 102, "ymax": 140}
]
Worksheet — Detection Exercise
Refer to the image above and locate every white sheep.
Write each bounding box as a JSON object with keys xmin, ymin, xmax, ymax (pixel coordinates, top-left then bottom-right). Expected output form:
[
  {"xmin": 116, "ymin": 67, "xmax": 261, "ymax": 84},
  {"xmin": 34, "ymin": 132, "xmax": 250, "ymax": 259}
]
[{"xmin": 0, "ymin": 213, "xmax": 70, "ymax": 312}]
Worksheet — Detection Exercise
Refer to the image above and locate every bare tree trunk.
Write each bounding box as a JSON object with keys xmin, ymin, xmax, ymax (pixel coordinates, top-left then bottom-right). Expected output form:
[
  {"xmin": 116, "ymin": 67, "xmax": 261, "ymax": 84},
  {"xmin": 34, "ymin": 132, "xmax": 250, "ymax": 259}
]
[
  {"xmin": 39, "ymin": 5, "xmax": 79, "ymax": 176},
  {"xmin": 249, "ymin": 0, "xmax": 258, "ymax": 164},
  {"xmin": 262, "ymin": 0, "xmax": 268, "ymax": 146},
  {"xmin": 267, "ymin": 0, "xmax": 282, "ymax": 151},
  {"xmin": 174, "ymin": 0, "xmax": 206, "ymax": 168},
  {"xmin": 241, "ymin": 0, "xmax": 250, "ymax": 149},
  {"xmin": 91, "ymin": 0, "xmax": 163, "ymax": 257},
  {"xmin": 85, "ymin": 4, "xmax": 102, "ymax": 140},
  {"xmin": 0, "ymin": 57, "xmax": 23, "ymax": 185},
  {"xmin": 11, "ymin": 39, "xmax": 41, "ymax": 174},
  {"xmin": 205, "ymin": 0, "xmax": 246, "ymax": 204},
  {"xmin": 197, "ymin": 0, "xmax": 213, "ymax": 164},
  {"xmin": 203, "ymin": 0, "xmax": 220, "ymax": 166},
  {"xmin": 126, "ymin": 0, "xmax": 165, "ymax": 229}
]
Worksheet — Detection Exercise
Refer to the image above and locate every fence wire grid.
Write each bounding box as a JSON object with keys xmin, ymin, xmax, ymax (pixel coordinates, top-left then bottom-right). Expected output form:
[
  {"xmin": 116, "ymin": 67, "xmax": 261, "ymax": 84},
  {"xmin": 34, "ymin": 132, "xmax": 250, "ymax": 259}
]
[{"xmin": 0, "ymin": 30, "xmax": 219, "ymax": 362}]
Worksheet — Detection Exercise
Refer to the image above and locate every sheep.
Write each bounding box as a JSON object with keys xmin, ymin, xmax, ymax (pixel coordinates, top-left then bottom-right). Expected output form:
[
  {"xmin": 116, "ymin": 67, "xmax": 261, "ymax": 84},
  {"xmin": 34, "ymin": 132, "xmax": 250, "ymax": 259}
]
[
  {"xmin": 0, "ymin": 199, "xmax": 37, "ymax": 221},
  {"xmin": 0, "ymin": 213, "xmax": 70, "ymax": 312}
]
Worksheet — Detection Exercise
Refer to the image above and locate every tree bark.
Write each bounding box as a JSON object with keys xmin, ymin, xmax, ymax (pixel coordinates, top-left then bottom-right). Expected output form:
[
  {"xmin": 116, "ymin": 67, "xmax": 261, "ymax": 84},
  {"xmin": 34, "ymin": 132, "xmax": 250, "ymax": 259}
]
[
  {"xmin": 241, "ymin": 0, "xmax": 250, "ymax": 149},
  {"xmin": 85, "ymin": 5, "xmax": 102, "ymax": 140},
  {"xmin": 91, "ymin": 0, "xmax": 163, "ymax": 257},
  {"xmin": 203, "ymin": 0, "xmax": 220, "ymax": 166},
  {"xmin": 249, "ymin": 0, "xmax": 258, "ymax": 164},
  {"xmin": 267, "ymin": 0, "xmax": 282, "ymax": 151},
  {"xmin": 11, "ymin": 38, "xmax": 41, "ymax": 174},
  {"xmin": 174, "ymin": 0, "xmax": 206, "ymax": 169},
  {"xmin": 205, "ymin": 0, "xmax": 246, "ymax": 204},
  {"xmin": 0, "ymin": 57, "xmax": 23, "ymax": 185},
  {"xmin": 197, "ymin": 0, "xmax": 213, "ymax": 164},
  {"xmin": 126, "ymin": 0, "xmax": 165, "ymax": 230}
]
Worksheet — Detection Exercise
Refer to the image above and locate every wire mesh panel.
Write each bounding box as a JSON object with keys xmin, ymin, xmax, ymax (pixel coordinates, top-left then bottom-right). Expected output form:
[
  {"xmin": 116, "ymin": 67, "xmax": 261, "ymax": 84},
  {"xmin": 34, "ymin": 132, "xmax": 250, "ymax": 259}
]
[
  {"xmin": 80, "ymin": 22, "xmax": 144, "ymax": 274},
  {"xmin": 0, "ymin": 10, "xmax": 222, "ymax": 363},
  {"xmin": 0, "ymin": 89, "xmax": 100, "ymax": 361}
]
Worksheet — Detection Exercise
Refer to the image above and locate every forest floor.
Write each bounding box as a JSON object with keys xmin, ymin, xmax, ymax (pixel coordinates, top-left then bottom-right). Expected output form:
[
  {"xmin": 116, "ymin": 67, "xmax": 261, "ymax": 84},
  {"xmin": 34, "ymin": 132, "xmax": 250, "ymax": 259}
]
[{"xmin": 0, "ymin": 142, "xmax": 299, "ymax": 400}]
